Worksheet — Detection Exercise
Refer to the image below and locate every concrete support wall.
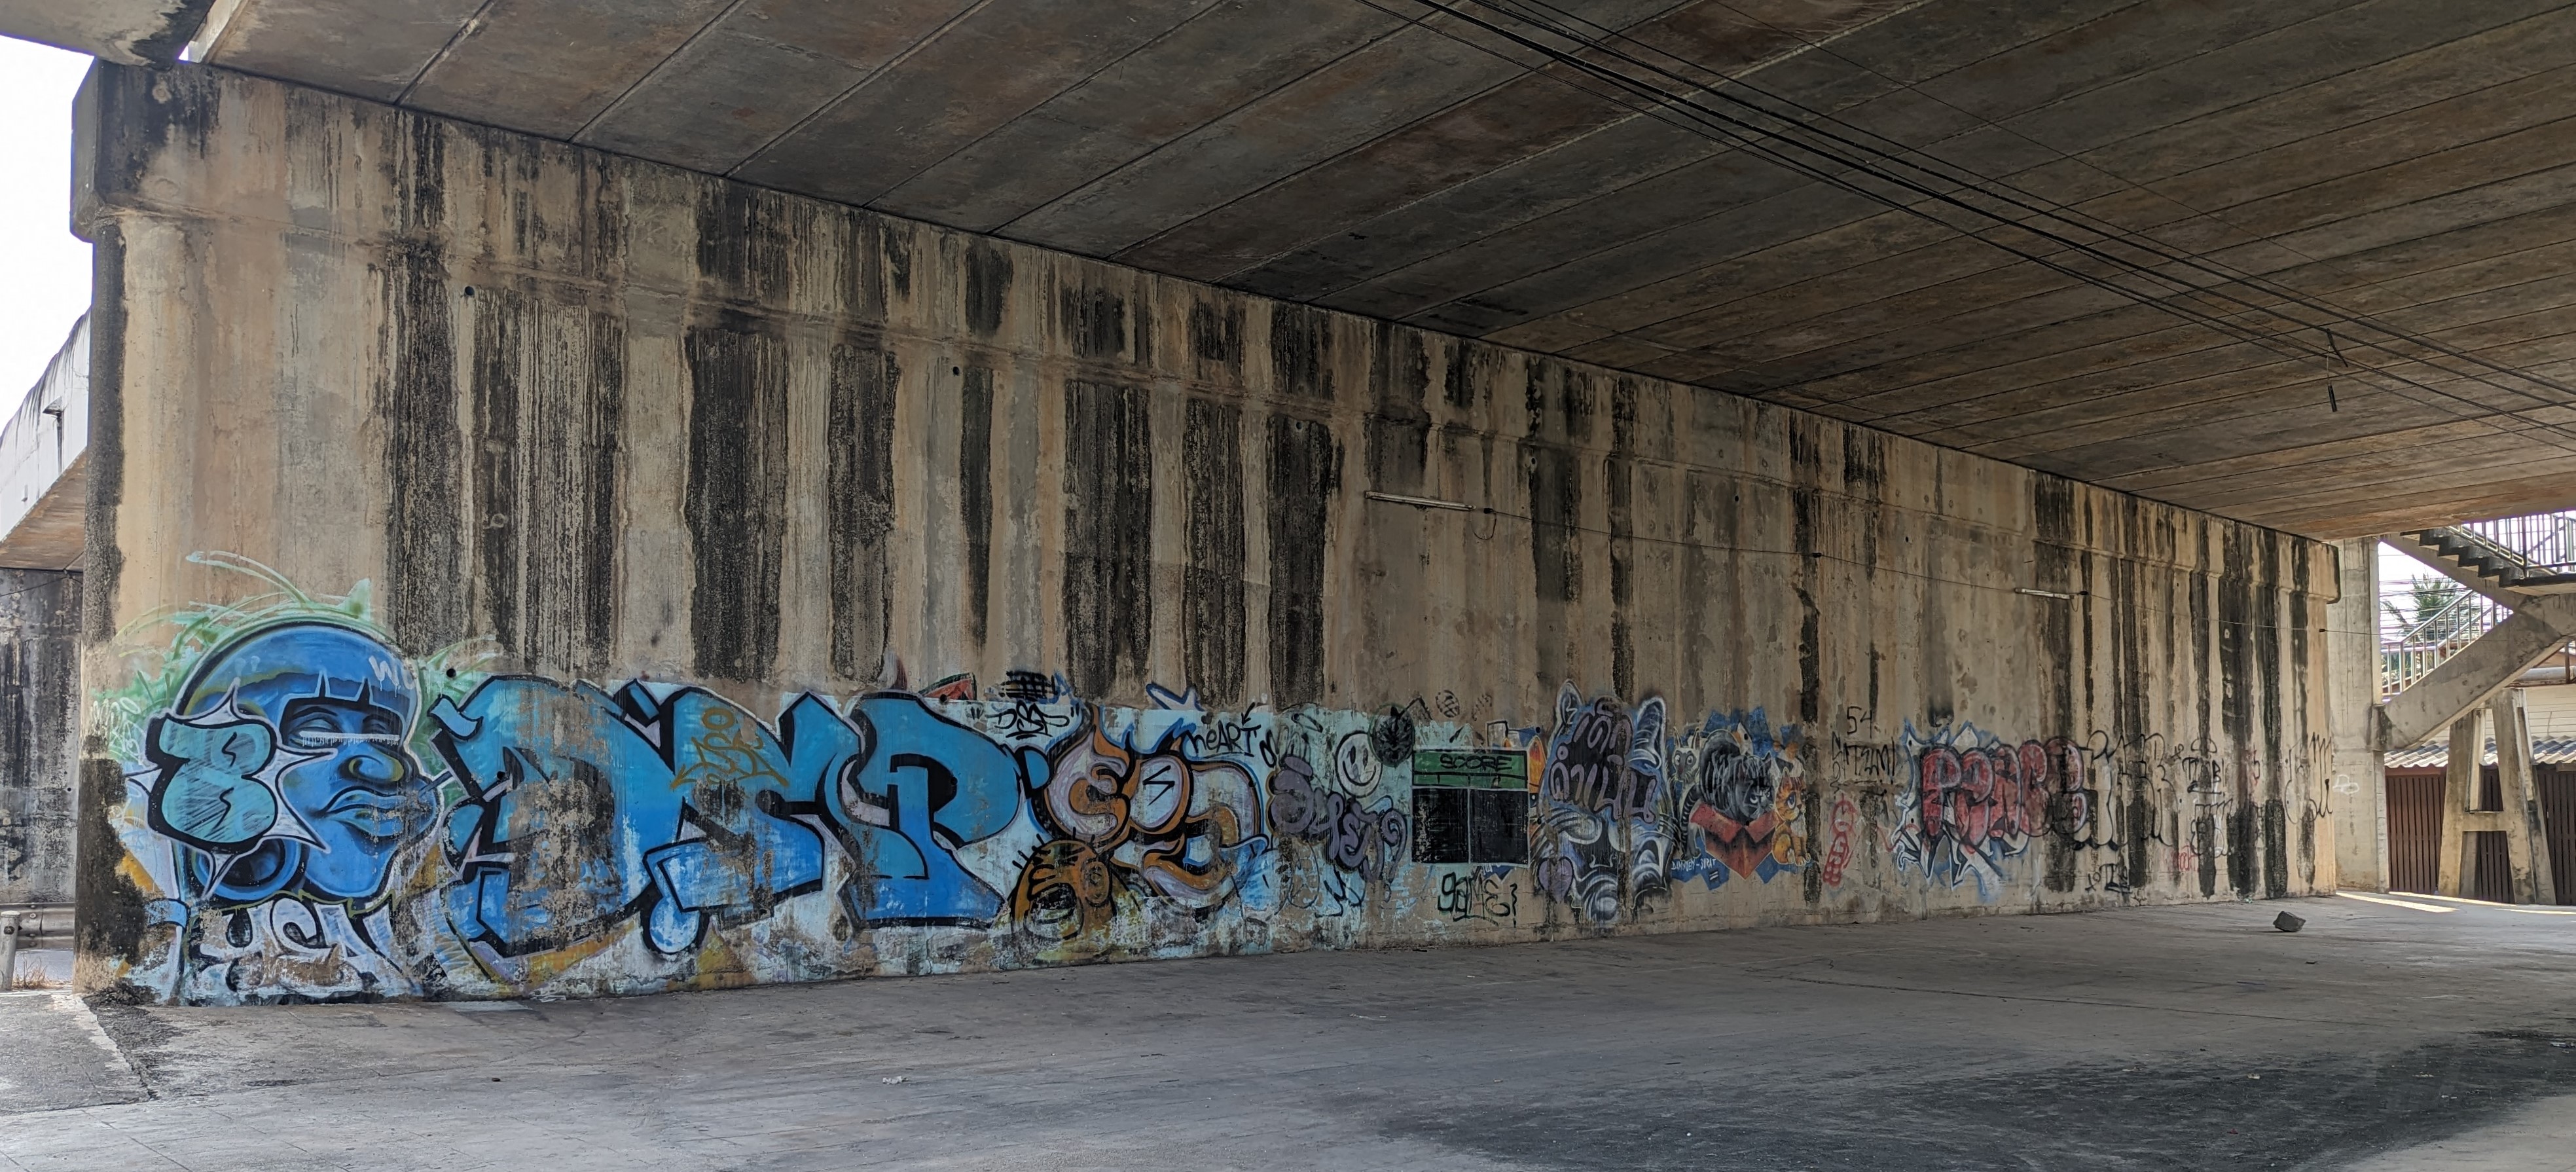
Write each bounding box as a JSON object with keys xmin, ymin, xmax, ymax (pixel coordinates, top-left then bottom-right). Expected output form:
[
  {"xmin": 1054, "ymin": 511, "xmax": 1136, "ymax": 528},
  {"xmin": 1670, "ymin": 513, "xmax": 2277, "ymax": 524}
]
[
  {"xmin": 0, "ymin": 569, "xmax": 81, "ymax": 906},
  {"xmin": 2327, "ymin": 539, "xmax": 2382, "ymax": 890},
  {"xmin": 72, "ymin": 65, "xmax": 2340, "ymax": 1004}
]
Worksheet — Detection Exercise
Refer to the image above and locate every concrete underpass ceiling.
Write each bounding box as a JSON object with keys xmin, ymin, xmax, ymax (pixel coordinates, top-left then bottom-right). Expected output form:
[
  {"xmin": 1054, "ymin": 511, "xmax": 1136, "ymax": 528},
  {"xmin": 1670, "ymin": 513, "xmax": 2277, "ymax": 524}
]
[{"xmin": 109, "ymin": 0, "xmax": 2576, "ymax": 538}]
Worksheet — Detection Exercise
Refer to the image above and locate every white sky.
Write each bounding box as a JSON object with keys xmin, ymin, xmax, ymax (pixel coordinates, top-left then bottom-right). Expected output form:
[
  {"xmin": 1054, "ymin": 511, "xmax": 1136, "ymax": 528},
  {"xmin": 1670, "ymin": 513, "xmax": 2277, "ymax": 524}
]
[
  {"xmin": 0, "ymin": 37, "xmax": 94, "ymax": 403},
  {"xmin": 2380, "ymin": 541, "xmax": 2437, "ymax": 591}
]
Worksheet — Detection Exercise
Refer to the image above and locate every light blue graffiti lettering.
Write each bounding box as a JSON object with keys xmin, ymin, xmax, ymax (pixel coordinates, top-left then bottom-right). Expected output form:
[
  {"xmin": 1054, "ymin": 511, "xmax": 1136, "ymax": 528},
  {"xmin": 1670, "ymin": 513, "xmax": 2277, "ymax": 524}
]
[{"xmin": 831, "ymin": 693, "xmax": 1040, "ymax": 926}]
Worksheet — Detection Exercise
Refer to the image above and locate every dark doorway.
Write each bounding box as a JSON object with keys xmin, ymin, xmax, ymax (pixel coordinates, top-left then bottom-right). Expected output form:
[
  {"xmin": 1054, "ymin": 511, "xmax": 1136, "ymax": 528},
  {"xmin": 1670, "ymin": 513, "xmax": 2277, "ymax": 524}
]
[
  {"xmin": 2539, "ymin": 765, "xmax": 2576, "ymax": 906},
  {"xmin": 2386, "ymin": 771, "xmax": 2444, "ymax": 895},
  {"xmin": 2470, "ymin": 831, "xmax": 2513, "ymax": 904}
]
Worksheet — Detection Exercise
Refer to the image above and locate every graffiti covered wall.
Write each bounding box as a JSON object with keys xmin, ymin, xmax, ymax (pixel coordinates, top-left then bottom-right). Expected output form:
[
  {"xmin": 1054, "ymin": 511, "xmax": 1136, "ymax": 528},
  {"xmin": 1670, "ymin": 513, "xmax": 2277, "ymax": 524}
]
[{"xmin": 75, "ymin": 66, "xmax": 2341, "ymax": 1002}]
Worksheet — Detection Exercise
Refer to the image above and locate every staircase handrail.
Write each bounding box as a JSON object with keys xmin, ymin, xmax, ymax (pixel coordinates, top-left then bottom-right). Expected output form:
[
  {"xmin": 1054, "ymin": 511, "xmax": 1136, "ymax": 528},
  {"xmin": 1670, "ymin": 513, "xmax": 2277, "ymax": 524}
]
[
  {"xmin": 2386, "ymin": 583, "xmax": 2497, "ymax": 650},
  {"xmin": 2378, "ymin": 577, "xmax": 2511, "ymax": 699},
  {"xmin": 2450, "ymin": 513, "xmax": 2576, "ymax": 577}
]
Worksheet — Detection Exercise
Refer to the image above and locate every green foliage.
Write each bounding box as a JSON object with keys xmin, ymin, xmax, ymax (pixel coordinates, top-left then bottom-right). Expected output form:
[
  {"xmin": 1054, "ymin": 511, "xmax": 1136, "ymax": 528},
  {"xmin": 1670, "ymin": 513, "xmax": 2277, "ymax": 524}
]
[
  {"xmin": 92, "ymin": 551, "xmax": 492, "ymax": 767},
  {"xmin": 2381, "ymin": 576, "xmax": 2478, "ymax": 646}
]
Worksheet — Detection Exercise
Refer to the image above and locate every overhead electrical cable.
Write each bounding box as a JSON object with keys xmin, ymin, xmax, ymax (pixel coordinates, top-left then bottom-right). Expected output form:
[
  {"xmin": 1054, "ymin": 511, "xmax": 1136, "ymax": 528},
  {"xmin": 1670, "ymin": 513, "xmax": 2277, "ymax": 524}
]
[
  {"xmin": 1339, "ymin": 0, "xmax": 2576, "ymax": 458},
  {"xmin": 1490, "ymin": 0, "xmax": 2576, "ymax": 412},
  {"xmin": 1439, "ymin": 0, "xmax": 2576, "ymax": 440}
]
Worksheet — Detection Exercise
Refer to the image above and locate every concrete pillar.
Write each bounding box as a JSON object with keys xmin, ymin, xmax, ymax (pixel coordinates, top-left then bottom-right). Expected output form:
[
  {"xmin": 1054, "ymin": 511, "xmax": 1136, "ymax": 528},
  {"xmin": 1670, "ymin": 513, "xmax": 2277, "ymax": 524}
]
[
  {"xmin": 2327, "ymin": 538, "xmax": 2381, "ymax": 890},
  {"xmin": 2436, "ymin": 711, "xmax": 2482, "ymax": 896},
  {"xmin": 2490, "ymin": 689, "xmax": 2557, "ymax": 904}
]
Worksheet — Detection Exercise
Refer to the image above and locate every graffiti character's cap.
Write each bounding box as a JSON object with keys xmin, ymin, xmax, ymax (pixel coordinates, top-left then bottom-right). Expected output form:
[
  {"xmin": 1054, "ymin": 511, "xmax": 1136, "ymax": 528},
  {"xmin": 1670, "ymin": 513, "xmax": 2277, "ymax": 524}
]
[{"xmin": 180, "ymin": 621, "xmax": 415, "ymax": 720}]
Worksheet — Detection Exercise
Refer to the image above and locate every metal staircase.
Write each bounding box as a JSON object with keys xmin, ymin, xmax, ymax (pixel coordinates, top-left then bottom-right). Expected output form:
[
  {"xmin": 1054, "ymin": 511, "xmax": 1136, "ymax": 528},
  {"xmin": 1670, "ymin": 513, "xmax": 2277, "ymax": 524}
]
[
  {"xmin": 2380, "ymin": 584, "xmax": 2504, "ymax": 700},
  {"xmin": 2380, "ymin": 513, "xmax": 2576, "ymax": 750},
  {"xmin": 2399, "ymin": 519, "xmax": 2576, "ymax": 594}
]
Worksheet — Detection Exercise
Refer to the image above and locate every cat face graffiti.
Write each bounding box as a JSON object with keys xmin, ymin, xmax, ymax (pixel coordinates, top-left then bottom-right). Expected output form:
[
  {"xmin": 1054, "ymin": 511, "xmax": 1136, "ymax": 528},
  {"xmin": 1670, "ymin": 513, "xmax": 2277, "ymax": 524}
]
[{"xmin": 1696, "ymin": 736, "xmax": 1779, "ymax": 826}]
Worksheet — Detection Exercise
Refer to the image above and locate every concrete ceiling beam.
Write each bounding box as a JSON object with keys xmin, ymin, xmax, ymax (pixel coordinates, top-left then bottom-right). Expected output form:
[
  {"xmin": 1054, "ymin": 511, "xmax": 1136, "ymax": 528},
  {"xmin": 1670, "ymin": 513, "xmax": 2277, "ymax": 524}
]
[{"xmin": 0, "ymin": 0, "xmax": 213, "ymax": 65}]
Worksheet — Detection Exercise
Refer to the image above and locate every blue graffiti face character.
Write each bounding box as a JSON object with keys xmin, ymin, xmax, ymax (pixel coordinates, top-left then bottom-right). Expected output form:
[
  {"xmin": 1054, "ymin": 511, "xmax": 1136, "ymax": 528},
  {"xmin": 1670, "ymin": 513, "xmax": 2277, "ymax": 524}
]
[{"xmin": 146, "ymin": 622, "xmax": 432, "ymax": 906}]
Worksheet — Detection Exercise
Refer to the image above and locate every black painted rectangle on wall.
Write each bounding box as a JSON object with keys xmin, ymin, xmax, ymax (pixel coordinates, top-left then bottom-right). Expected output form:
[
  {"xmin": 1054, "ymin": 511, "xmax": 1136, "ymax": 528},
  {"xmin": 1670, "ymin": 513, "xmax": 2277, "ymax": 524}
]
[
  {"xmin": 685, "ymin": 320, "xmax": 789, "ymax": 682},
  {"xmin": 1413, "ymin": 788, "xmax": 1471, "ymax": 864},
  {"xmin": 1062, "ymin": 379, "xmax": 1153, "ymax": 699},
  {"xmin": 1469, "ymin": 790, "xmax": 1530, "ymax": 864},
  {"xmin": 1413, "ymin": 786, "xmax": 1529, "ymax": 865},
  {"xmin": 829, "ymin": 341, "xmax": 898, "ymax": 679},
  {"xmin": 1266, "ymin": 414, "xmax": 1339, "ymax": 706}
]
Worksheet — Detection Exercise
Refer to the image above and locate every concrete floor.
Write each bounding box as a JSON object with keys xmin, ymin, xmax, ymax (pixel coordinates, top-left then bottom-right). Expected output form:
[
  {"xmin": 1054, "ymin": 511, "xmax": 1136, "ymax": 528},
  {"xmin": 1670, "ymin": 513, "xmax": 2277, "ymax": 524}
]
[{"xmin": 2, "ymin": 896, "xmax": 2572, "ymax": 1171}]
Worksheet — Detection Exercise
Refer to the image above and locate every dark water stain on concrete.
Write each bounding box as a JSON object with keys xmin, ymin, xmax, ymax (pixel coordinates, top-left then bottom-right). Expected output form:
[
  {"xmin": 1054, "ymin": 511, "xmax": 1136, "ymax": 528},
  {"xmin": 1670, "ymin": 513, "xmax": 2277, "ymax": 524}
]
[
  {"xmin": 78, "ymin": 757, "xmax": 149, "ymax": 987},
  {"xmin": 1272, "ymin": 304, "xmax": 1335, "ymax": 401},
  {"xmin": 881, "ymin": 223, "xmax": 912, "ymax": 300},
  {"xmin": 1379, "ymin": 1033, "xmax": 2576, "ymax": 1171},
  {"xmin": 380, "ymin": 118, "xmax": 468, "ymax": 655},
  {"xmin": 1788, "ymin": 419, "xmax": 1826, "ymax": 728},
  {"xmin": 1063, "ymin": 380, "xmax": 1153, "ymax": 700},
  {"xmin": 683, "ymin": 319, "xmax": 788, "ymax": 682},
  {"xmin": 1269, "ymin": 414, "xmax": 1340, "ymax": 705},
  {"xmin": 1371, "ymin": 322, "xmax": 1430, "ymax": 418},
  {"xmin": 1060, "ymin": 284, "xmax": 1126, "ymax": 360},
  {"xmin": 465, "ymin": 288, "xmax": 624, "ymax": 676},
  {"xmin": 695, "ymin": 184, "xmax": 793, "ymax": 308},
  {"xmin": 1445, "ymin": 341, "xmax": 1498, "ymax": 411},
  {"xmin": 964, "ymin": 240, "xmax": 1011, "ymax": 337},
  {"xmin": 1190, "ymin": 299, "xmax": 1244, "ymax": 376},
  {"xmin": 1183, "ymin": 398, "xmax": 1246, "ymax": 706},
  {"xmin": 1607, "ymin": 379, "xmax": 1643, "ymax": 700},
  {"xmin": 81, "ymin": 224, "xmax": 126, "ymax": 651},
  {"xmin": 0, "ymin": 572, "xmax": 80, "ymax": 906},
  {"xmin": 960, "ymin": 366, "xmax": 995, "ymax": 650},
  {"xmin": 469, "ymin": 285, "xmax": 524, "ymax": 656},
  {"xmin": 2031, "ymin": 477, "xmax": 2080, "ymax": 892},
  {"xmin": 2264, "ymin": 798, "xmax": 2290, "ymax": 900},
  {"xmin": 93, "ymin": 63, "xmax": 220, "ymax": 206},
  {"xmin": 1526, "ymin": 441, "xmax": 1580, "ymax": 693},
  {"xmin": 828, "ymin": 342, "xmax": 898, "ymax": 680},
  {"xmin": 560, "ymin": 312, "xmax": 625, "ymax": 674}
]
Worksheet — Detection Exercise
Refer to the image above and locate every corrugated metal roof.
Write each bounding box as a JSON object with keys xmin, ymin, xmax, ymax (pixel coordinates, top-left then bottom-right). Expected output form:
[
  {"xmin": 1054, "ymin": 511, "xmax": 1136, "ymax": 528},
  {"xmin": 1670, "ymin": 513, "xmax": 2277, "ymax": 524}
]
[{"xmin": 2384, "ymin": 737, "xmax": 2576, "ymax": 769}]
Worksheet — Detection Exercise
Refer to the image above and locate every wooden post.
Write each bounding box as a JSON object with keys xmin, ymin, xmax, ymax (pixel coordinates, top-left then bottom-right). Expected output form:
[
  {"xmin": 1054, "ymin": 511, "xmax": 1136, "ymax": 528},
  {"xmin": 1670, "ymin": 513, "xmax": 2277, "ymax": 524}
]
[
  {"xmin": 2437, "ymin": 711, "xmax": 2483, "ymax": 896},
  {"xmin": 2491, "ymin": 689, "xmax": 2556, "ymax": 905}
]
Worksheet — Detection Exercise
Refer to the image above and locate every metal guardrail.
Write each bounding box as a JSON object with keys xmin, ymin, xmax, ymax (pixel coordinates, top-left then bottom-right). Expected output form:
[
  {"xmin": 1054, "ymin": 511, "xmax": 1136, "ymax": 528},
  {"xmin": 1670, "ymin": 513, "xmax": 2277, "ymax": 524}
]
[
  {"xmin": 1, "ymin": 912, "xmax": 22, "ymax": 991},
  {"xmin": 2380, "ymin": 577, "xmax": 2507, "ymax": 699},
  {"xmin": 2456, "ymin": 513, "xmax": 2576, "ymax": 577},
  {"xmin": 0, "ymin": 906, "xmax": 68, "ymax": 991}
]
